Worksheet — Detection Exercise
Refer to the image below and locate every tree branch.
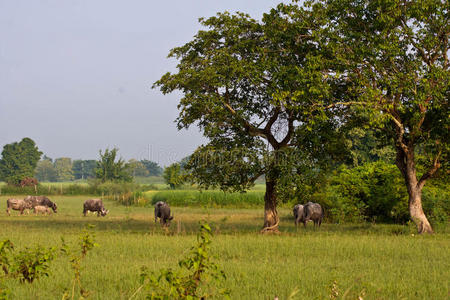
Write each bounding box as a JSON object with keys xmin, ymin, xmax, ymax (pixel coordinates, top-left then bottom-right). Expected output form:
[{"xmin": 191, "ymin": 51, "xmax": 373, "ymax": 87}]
[
  {"xmin": 280, "ymin": 110, "xmax": 294, "ymax": 147},
  {"xmin": 418, "ymin": 150, "xmax": 442, "ymax": 190},
  {"xmin": 264, "ymin": 107, "xmax": 280, "ymax": 133},
  {"xmin": 400, "ymin": 18, "xmax": 431, "ymax": 66},
  {"xmin": 220, "ymin": 89, "xmax": 267, "ymax": 139}
]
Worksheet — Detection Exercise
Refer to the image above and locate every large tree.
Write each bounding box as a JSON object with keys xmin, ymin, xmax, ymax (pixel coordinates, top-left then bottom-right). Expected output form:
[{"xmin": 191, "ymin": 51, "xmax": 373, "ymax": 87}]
[
  {"xmin": 35, "ymin": 159, "xmax": 58, "ymax": 182},
  {"xmin": 140, "ymin": 160, "xmax": 163, "ymax": 176},
  {"xmin": 321, "ymin": 0, "xmax": 449, "ymax": 233},
  {"xmin": 127, "ymin": 159, "xmax": 150, "ymax": 177},
  {"xmin": 54, "ymin": 157, "xmax": 74, "ymax": 182},
  {"xmin": 163, "ymin": 163, "xmax": 185, "ymax": 189},
  {"xmin": 72, "ymin": 159, "xmax": 97, "ymax": 180},
  {"xmin": 154, "ymin": 6, "xmax": 342, "ymax": 231},
  {"xmin": 95, "ymin": 148, "xmax": 132, "ymax": 182},
  {"xmin": 0, "ymin": 138, "xmax": 42, "ymax": 185}
]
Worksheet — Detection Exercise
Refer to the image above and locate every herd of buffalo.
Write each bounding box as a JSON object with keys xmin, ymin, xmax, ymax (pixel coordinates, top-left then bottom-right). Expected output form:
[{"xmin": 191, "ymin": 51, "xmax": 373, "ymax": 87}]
[
  {"xmin": 5, "ymin": 196, "xmax": 324, "ymax": 228},
  {"xmin": 5, "ymin": 196, "xmax": 108, "ymax": 217}
]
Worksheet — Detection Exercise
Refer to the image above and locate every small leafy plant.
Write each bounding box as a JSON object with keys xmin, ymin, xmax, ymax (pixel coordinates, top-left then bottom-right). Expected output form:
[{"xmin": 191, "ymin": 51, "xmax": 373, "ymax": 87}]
[
  {"xmin": 137, "ymin": 222, "xmax": 229, "ymax": 299},
  {"xmin": 0, "ymin": 238, "xmax": 56, "ymax": 284},
  {"xmin": 11, "ymin": 245, "xmax": 56, "ymax": 283},
  {"xmin": 61, "ymin": 225, "xmax": 97, "ymax": 300}
]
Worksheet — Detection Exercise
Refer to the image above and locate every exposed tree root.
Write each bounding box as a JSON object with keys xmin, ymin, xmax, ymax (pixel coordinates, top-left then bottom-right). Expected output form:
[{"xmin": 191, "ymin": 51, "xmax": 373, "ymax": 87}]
[{"xmin": 260, "ymin": 219, "xmax": 280, "ymax": 234}]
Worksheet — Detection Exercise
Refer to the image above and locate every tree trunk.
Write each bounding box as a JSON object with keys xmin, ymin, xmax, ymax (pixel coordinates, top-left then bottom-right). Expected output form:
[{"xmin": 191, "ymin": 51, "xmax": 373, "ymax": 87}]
[
  {"xmin": 261, "ymin": 179, "xmax": 279, "ymax": 233},
  {"xmin": 408, "ymin": 187, "xmax": 433, "ymax": 234},
  {"xmin": 396, "ymin": 147, "xmax": 434, "ymax": 234}
]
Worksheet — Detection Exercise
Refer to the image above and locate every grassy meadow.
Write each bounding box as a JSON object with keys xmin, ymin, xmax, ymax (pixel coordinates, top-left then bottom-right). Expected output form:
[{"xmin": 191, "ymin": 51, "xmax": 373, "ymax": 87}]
[{"xmin": 0, "ymin": 195, "xmax": 448, "ymax": 299}]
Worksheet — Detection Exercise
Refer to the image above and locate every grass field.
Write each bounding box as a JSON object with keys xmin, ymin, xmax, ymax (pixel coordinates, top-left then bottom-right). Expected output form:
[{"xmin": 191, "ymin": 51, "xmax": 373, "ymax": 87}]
[{"xmin": 0, "ymin": 195, "xmax": 448, "ymax": 299}]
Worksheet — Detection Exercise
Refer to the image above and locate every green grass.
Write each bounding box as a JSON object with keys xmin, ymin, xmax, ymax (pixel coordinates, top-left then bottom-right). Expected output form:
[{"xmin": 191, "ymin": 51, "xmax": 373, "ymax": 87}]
[{"xmin": 0, "ymin": 195, "xmax": 448, "ymax": 299}]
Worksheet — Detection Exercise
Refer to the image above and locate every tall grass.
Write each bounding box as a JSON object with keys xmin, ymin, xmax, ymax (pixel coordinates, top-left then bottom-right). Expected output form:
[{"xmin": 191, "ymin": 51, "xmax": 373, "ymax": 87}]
[
  {"xmin": 150, "ymin": 190, "xmax": 265, "ymax": 208},
  {"xmin": 0, "ymin": 181, "xmax": 158, "ymax": 197}
]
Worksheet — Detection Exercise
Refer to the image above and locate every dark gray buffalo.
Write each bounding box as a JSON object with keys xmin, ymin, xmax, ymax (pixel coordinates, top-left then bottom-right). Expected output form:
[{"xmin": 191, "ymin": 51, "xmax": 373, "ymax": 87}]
[
  {"xmin": 154, "ymin": 201, "xmax": 173, "ymax": 227},
  {"xmin": 24, "ymin": 195, "xmax": 57, "ymax": 213},
  {"xmin": 83, "ymin": 199, "xmax": 109, "ymax": 217},
  {"xmin": 293, "ymin": 202, "xmax": 324, "ymax": 228},
  {"xmin": 303, "ymin": 202, "xmax": 324, "ymax": 227},
  {"xmin": 293, "ymin": 204, "xmax": 305, "ymax": 227},
  {"xmin": 6, "ymin": 198, "xmax": 32, "ymax": 215}
]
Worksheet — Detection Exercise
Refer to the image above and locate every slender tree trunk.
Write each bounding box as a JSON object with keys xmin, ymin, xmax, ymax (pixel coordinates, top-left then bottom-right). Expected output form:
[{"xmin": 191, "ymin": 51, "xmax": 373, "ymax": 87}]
[
  {"xmin": 396, "ymin": 147, "xmax": 434, "ymax": 234},
  {"xmin": 261, "ymin": 179, "xmax": 279, "ymax": 233},
  {"xmin": 408, "ymin": 185, "xmax": 433, "ymax": 234}
]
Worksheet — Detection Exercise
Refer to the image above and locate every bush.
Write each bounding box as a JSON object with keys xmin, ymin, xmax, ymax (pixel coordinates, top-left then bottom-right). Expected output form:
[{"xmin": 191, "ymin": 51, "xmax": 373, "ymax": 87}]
[
  {"xmin": 12, "ymin": 246, "xmax": 56, "ymax": 283},
  {"xmin": 422, "ymin": 185, "xmax": 450, "ymax": 228},
  {"xmin": 138, "ymin": 223, "xmax": 229, "ymax": 299},
  {"xmin": 0, "ymin": 239, "xmax": 56, "ymax": 284},
  {"xmin": 325, "ymin": 162, "xmax": 407, "ymax": 223}
]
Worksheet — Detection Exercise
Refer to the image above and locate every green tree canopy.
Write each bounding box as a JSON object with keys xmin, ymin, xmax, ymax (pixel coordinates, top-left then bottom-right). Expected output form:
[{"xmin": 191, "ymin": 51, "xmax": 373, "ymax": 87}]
[
  {"xmin": 163, "ymin": 163, "xmax": 185, "ymax": 189},
  {"xmin": 127, "ymin": 159, "xmax": 149, "ymax": 177},
  {"xmin": 35, "ymin": 160, "xmax": 58, "ymax": 182},
  {"xmin": 54, "ymin": 157, "xmax": 74, "ymax": 182},
  {"xmin": 154, "ymin": 5, "xmax": 347, "ymax": 231},
  {"xmin": 140, "ymin": 160, "xmax": 163, "ymax": 176},
  {"xmin": 0, "ymin": 138, "xmax": 42, "ymax": 185},
  {"xmin": 95, "ymin": 148, "xmax": 132, "ymax": 182},
  {"xmin": 72, "ymin": 160, "xmax": 97, "ymax": 180},
  {"xmin": 318, "ymin": 0, "xmax": 449, "ymax": 233}
]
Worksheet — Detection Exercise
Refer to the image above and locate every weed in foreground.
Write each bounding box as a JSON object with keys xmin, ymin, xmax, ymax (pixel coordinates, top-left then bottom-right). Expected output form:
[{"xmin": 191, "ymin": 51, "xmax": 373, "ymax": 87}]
[
  {"xmin": 134, "ymin": 222, "xmax": 229, "ymax": 299},
  {"xmin": 0, "ymin": 239, "xmax": 56, "ymax": 299},
  {"xmin": 61, "ymin": 225, "xmax": 98, "ymax": 300}
]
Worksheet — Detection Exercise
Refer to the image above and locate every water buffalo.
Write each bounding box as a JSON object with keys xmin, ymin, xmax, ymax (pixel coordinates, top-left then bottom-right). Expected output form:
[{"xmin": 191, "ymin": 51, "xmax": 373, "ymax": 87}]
[
  {"xmin": 154, "ymin": 201, "xmax": 173, "ymax": 227},
  {"xmin": 293, "ymin": 202, "xmax": 324, "ymax": 228},
  {"xmin": 303, "ymin": 202, "xmax": 324, "ymax": 227},
  {"xmin": 293, "ymin": 204, "xmax": 306, "ymax": 227},
  {"xmin": 34, "ymin": 205, "xmax": 51, "ymax": 215},
  {"xmin": 83, "ymin": 199, "xmax": 109, "ymax": 217},
  {"xmin": 24, "ymin": 195, "xmax": 57, "ymax": 213},
  {"xmin": 6, "ymin": 198, "xmax": 32, "ymax": 215}
]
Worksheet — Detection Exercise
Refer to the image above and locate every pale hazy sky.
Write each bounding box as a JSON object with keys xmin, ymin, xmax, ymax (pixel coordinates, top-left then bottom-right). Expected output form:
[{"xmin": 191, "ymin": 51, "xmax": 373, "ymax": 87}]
[{"xmin": 0, "ymin": 0, "xmax": 286, "ymax": 166}]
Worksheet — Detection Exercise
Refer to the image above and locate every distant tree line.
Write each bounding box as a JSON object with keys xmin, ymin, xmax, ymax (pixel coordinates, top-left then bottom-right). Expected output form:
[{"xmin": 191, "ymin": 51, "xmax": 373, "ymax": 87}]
[{"xmin": 0, "ymin": 138, "xmax": 163, "ymax": 184}]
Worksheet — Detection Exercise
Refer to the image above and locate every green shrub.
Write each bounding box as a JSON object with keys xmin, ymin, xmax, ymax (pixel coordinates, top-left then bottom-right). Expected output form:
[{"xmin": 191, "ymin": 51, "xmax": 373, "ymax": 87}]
[
  {"xmin": 422, "ymin": 185, "xmax": 450, "ymax": 228},
  {"xmin": 325, "ymin": 162, "xmax": 407, "ymax": 223},
  {"xmin": 0, "ymin": 240, "xmax": 56, "ymax": 284},
  {"xmin": 138, "ymin": 223, "xmax": 229, "ymax": 299},
  {"xmin": 11, "ymin": 246, "xmax": 56, "ymax": 283}
]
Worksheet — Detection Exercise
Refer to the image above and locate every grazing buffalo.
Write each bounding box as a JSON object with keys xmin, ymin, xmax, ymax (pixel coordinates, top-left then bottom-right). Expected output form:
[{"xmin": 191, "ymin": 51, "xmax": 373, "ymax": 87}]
[
  {"xmin": 83, "ymin": 199, "xmax": 109, "ymax": 217},
  {"xmin": 303, "ymin": 202, "xmax": 324, "ymax": 227},
  {"xmin": 154, "ymin": 201, "xmax": 173, "ymax": 227},
  {"xmin": 293, "ymin": 202, "xmax": 324, "ymax": 228},
  {"xmin": 293, "ymin": 204, "xmax": 306, "ymax": 227},
  {"xmin": 6, "ymin": 198, "xmax": 32, "ymax": 215},
  {"xmin": 34, "ymin": 205, "xmax": 51, "ymax": 215},
  {"xmin": 24, "ymin": 195, "xmax": 57, "ymax": 213}
]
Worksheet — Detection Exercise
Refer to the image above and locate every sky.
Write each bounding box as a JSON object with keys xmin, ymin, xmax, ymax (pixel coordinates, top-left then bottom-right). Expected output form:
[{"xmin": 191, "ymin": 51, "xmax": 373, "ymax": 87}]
[{"xmin": 0, "ymin": 0, "xmax": 286, "ymax": 166}]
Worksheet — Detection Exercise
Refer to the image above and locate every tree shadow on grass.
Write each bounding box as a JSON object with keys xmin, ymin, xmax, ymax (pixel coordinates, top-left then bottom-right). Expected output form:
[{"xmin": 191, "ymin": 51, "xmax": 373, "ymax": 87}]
[
  {"xmin": 0, "ymin": 213, "xmax": 415, "ymax": 236},
  {"xmin": 0, "ymin": 216, "xmax": 265, "ymax": 235}
]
